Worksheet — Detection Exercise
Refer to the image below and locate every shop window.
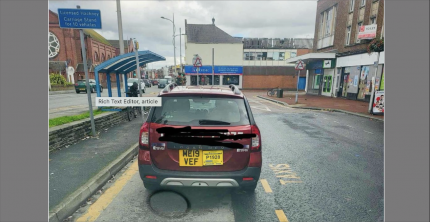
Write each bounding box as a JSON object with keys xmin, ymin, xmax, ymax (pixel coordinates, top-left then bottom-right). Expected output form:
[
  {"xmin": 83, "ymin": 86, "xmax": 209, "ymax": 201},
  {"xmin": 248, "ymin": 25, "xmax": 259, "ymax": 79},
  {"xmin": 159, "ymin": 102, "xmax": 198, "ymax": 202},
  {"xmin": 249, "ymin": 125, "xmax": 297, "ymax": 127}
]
[
  {"xmin": 223, "ymin": 75, "xmax": 239, "ymax": 85},
  {"xmin": 323, "ymin": 76, "xmax": 333, "ymax": 93},
  {"xmin": 290, "ymin": 52, "xmax": 297, "ymax": 58},
  {"xmin": 257, "ymin": 52, "xmax": 263, "ymax": 60},
  {"xmin": 313, "ymin": 74, "xmax": 321, "ymax": 89}
]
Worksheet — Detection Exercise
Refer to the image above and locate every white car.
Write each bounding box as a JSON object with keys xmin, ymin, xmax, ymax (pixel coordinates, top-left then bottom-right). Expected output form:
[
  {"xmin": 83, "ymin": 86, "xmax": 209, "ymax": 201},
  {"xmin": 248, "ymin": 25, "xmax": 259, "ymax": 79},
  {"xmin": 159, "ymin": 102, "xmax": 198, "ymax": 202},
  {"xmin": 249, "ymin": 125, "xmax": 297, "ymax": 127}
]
[{"xmin": 127, "ymin": 78, "xmax": 146, "ymax": 93}]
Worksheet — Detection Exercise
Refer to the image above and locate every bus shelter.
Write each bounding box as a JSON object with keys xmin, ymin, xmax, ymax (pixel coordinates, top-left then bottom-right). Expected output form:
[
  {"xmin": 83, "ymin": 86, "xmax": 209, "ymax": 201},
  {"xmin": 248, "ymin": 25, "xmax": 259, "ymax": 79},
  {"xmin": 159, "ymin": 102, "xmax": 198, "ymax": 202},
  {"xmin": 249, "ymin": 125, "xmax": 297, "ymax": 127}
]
[{"xmin": 94, "ymin": 50, "xmax": 166, "ymax": 97}]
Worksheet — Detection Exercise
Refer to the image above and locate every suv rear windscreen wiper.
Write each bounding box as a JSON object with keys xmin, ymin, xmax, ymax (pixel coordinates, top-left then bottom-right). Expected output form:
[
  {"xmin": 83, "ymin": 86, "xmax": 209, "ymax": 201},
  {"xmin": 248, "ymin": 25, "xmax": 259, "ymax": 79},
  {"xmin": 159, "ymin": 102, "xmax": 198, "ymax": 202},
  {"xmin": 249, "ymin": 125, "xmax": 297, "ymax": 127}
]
[{"xmin": 198, "ymin": 119, "xmax": 231, "ymax": 125}]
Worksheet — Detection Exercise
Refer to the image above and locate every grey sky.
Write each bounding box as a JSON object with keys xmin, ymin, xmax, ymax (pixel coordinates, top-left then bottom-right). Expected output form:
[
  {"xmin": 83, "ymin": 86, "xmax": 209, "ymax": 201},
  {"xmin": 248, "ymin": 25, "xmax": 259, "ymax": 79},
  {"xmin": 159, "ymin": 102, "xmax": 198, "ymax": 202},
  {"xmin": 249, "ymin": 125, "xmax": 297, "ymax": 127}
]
[{"xmin": 49, "ymin": 1, "xmax": 317, "ymax": 69}]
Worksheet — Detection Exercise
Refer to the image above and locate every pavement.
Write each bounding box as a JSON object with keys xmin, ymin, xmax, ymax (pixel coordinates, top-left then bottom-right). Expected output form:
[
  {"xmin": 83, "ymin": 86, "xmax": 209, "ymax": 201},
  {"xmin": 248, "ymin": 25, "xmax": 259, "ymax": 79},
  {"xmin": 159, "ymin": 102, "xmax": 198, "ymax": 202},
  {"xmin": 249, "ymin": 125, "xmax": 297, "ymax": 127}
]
[
  {"xmin": 242, "ymin": 90, "xmax": 384, "ymax": 121},
  {"xmin": 49, "ymin": 115, "xmax": 145, "ymax": 221}
]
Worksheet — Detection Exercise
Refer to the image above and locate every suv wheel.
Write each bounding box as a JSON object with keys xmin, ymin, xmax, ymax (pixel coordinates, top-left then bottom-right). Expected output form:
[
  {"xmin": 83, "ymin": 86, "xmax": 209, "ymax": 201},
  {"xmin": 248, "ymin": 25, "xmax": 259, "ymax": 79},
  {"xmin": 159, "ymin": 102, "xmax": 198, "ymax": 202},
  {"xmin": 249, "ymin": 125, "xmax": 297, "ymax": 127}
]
[
  {"xmin": 76, "ymin": 90, "xmax": 80, "ymax": 94},
  {"xmin": 143, "ymin": 182, "xmax": 160, "ymax": 191}
]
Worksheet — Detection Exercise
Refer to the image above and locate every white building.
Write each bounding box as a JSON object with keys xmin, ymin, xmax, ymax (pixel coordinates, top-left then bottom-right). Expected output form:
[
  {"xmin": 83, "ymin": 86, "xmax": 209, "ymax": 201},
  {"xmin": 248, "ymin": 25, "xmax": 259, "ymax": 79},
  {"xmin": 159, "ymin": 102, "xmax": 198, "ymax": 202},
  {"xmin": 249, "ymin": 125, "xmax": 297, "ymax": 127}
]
[{"xmin": 184, "ymin": 18, "xmax": 244, "ymax": 88}]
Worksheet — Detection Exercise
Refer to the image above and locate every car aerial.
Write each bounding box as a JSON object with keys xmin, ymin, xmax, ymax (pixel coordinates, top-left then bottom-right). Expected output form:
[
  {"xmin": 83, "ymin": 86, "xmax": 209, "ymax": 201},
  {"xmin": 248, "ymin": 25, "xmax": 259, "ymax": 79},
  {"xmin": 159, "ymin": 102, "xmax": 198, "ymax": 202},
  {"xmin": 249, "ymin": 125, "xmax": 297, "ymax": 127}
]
[
  {"xmin": 151, "ymin": 79, "xmax": 159, "ymax": 86},
  {"xmin": 138, "ymin": 84, "xmax": 262, "ymax": 192},
  {"xmin": 75, "ymin": 79, "xmax": 103, "ymax": 94},
  {"xmin": 127, "ymin": 78, "xmax": 146, "ymax": 93},
  {"xmin": 158, "ymin": 79, "xmax": 168, "ymax": 89},
  {"xmin": 143, "ymin": 79, "xmax": 152, "ymax": 88}
]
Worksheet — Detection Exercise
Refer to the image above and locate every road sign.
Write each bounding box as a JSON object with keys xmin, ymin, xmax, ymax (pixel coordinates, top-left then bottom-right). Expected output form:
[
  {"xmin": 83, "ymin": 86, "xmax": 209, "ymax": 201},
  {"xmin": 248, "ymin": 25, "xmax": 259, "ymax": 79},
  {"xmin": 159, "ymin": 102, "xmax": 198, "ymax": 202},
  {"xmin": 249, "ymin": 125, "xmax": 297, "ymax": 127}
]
[
  {"xmin": 192, "ymin": 54, "xmax": 202, "ymax": 67},
  {"xmin": 295, "ymin": 60, "xmax": 305, "ymax": 70},
  {"xmin": 58, "ymin": 8, "xmax": 102, "ymax": 29}
]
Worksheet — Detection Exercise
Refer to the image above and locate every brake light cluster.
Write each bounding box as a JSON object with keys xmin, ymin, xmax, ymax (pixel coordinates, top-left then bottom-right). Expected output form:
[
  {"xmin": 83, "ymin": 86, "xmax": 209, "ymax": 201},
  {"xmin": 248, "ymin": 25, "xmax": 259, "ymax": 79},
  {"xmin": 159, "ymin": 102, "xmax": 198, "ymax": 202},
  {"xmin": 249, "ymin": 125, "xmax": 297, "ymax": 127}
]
[
  {"xmin": 251, "ymin": 125, "xmax": 261, "ymax": 151},
  {"xmin": 139, "ymin": 122, "xmax": 150, "ymax": 150},
  {"xmin": 138, "ymin": 122, "xmax": 151, "ymax": 165},
  {"xmin": 249, "ymin": 125, "xmax": 262, "ymax": 167}
]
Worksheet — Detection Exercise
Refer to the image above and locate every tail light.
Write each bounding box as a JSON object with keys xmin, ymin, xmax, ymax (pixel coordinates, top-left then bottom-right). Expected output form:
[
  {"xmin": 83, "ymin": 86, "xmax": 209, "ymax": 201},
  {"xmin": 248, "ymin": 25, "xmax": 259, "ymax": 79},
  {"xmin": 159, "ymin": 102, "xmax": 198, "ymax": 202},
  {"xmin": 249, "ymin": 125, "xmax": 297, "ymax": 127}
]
[
  {"xmin": 251, "ymin": 125, "xmax": 261, "ymax": 152},
  {"xmin": 139, "ymin": 122, "xmax": 150, "ymax": 150}
]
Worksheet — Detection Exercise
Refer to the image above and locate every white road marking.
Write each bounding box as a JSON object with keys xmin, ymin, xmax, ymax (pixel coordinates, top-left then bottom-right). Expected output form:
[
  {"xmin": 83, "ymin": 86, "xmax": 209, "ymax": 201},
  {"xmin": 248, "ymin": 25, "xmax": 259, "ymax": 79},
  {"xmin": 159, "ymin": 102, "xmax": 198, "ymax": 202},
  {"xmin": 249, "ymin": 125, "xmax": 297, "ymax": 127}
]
[
  {"xmin": 346, "ymin": 125, "xmax": 353, "ymax": 128},
  {"xmin": 364, "ymin": 130, "xmax": 373, "ymax": 134}
]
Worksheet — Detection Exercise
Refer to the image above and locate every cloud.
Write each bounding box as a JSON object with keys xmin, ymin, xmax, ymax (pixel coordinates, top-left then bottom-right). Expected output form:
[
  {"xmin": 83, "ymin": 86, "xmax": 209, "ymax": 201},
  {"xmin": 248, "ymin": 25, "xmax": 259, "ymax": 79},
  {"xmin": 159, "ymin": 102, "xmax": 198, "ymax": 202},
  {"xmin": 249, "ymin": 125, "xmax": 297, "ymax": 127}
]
[{"xmin": 49, "ymin": 0, "xmax": 317, "ymax": 69}]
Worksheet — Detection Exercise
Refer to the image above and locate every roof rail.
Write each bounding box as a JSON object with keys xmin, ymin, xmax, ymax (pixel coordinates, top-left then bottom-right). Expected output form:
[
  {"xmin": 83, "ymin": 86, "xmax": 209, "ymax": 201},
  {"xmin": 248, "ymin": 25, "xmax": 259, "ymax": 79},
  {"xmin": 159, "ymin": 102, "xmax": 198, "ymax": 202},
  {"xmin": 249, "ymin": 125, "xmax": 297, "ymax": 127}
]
[
  {"xmin": 163, "ymin": 82, "xmax": 178, "ymax": 93},
  {"xmin": 229, "ymin": 84, "xmax": 241, "ymax": 95}
]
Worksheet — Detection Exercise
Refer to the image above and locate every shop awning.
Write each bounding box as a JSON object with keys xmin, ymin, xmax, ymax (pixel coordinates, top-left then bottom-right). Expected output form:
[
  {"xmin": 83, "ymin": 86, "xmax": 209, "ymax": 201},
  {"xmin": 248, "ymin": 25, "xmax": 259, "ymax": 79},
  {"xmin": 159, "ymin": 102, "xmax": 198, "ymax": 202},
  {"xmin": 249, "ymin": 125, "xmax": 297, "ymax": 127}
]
[{"xmin": 285, "ymin": 53, "xmax": 336, "ymax": 64}]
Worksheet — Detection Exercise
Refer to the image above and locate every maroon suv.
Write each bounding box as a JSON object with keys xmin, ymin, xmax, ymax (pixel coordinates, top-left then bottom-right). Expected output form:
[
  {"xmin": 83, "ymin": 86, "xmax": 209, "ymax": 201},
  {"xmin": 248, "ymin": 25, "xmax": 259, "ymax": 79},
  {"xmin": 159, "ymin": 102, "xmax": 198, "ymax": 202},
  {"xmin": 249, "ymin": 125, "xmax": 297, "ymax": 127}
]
[{"xmin": 138, "ymin": 84, "xmax": 262, "ymax": 191}]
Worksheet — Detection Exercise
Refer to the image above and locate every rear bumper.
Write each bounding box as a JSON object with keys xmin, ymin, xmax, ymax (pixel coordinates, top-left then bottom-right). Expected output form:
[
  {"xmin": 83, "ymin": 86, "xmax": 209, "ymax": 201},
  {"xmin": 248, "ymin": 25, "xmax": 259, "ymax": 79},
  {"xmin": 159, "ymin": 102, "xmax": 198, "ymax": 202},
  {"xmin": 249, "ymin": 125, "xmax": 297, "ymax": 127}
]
[{"xmin": 139, "ymin": 163, "xmax": 261, "ymax": 188}]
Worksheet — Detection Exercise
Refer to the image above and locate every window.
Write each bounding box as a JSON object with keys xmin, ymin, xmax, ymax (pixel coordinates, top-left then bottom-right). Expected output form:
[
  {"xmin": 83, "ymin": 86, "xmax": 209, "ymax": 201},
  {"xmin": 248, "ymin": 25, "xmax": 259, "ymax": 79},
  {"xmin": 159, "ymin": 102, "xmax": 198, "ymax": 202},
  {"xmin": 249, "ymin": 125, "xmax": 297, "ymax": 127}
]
[
  {"xmin": 356, "ymin": 22, "xmax": 363, "ymax": 43},
  {"xmin": 222, "ymin": 75, "xmax": 239, "ymax": 85},
  {"xmin": 313, "ymin": 74, "xmax": 321, "ymax": 89},
  {"xmin": 346, "ymin": 26, "xmax": 351, "ymax": 45},
  {"xmin": 101, "ymin": 53, "xmax": 105, "ymax": 62},
  {"xmin": 360, "ymin": 0, "xmax": 366, "ymax": 7},
  {"xmin": 290, "ymin": 52, "xmax": 297, "ymax": 58},
  {"xmin": 325, "ymin": 8, "xmax": 333, "ymax": 36},
  {"xmin": 244, "ymin": 52, "xmax": 250, "ymax": 60},
  {"xmin": 349, "ymin": 0, "xmax": 355, "ymax": 12},
  {"xmin": 151, "ymin": 97, "xmax": 250, "ymax": 127},
  {"xmin": 94, "ymin": 52, "xmax": 99, "ymax": 62},
  {"xmin": 319, "ymin": 13, "xmax": 324, "ymax": 39},
  {"xmin": 279, "ymin": 52, "xmax": 285, "ymax": 60}
]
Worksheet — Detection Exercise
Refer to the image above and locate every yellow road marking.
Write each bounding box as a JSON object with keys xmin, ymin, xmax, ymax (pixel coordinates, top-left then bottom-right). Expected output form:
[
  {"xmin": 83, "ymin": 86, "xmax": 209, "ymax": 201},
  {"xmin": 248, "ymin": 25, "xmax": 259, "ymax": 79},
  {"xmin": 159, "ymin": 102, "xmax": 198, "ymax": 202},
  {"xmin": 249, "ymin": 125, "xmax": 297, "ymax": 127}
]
[
  {"xmin": 280, "ymin": 179, "xmax": 303, "ymax": 185},
  {"xmin": 75, "ymin": 161, "xmax": 139, "ymax": 222},
  {"xmin": 275, "ymin": 210, "xmax": 289, "ymax": 222},
  {"xmin": 260, "ymin": 179, "xmax": 273, "ymax": 193}
]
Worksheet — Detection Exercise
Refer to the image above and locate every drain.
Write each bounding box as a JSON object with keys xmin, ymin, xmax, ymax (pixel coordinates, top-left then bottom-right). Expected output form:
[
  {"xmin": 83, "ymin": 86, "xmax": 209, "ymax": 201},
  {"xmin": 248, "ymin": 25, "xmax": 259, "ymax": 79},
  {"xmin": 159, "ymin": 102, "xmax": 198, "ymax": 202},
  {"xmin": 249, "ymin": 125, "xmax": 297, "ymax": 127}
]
[{"xmin": 148, "ymin": 191, "xmax": 189, "ymax": 218}]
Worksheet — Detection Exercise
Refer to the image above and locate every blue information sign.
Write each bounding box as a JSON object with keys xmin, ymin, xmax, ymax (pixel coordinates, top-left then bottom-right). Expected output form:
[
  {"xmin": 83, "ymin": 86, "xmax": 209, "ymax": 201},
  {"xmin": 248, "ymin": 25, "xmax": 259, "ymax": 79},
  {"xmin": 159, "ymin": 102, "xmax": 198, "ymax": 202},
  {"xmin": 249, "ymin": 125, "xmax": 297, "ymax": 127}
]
[
  {"xmin": 58, "ymin": 8, "xmax": 102, "ymax": 29},
  {"xmin": 184, "ymin": 66, "xmax": 242, "ymax": 74}
]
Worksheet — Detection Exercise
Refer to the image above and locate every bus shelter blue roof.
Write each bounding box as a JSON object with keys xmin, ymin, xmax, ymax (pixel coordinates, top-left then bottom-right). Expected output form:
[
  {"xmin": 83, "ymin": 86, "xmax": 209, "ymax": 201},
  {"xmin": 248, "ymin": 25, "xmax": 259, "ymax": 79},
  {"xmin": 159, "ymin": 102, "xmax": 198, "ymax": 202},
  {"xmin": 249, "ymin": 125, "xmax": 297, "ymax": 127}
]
[
  {"xmin": 93, "ymin": 50, "xmax": 166, "ymax": 97},
  {"xmin": 94, "ymin": 50, "xmax": 165, "ymax": 74}
]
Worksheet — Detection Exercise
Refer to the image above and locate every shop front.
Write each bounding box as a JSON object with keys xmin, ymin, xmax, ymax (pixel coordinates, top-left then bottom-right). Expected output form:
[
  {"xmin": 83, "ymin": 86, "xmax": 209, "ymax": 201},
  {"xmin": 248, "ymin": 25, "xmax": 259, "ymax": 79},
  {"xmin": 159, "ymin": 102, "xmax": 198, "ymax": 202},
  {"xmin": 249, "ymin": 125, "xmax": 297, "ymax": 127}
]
[
  {"xmin": 336, "ymin": 52, "xmax": 384, "ymax": 101},
  {"xmin": 184, "ymin": 66, "xmax": 243, "ymax": 88}
]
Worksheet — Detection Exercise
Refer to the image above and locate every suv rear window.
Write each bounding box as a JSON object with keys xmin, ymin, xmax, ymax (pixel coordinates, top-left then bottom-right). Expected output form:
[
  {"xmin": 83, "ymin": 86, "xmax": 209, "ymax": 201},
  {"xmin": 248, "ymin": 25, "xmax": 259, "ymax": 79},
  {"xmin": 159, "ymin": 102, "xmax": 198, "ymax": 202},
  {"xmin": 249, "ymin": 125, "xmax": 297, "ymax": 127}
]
[{"xmin": 151, "ymin": 96, "xmax": 250, "ymax": 126}]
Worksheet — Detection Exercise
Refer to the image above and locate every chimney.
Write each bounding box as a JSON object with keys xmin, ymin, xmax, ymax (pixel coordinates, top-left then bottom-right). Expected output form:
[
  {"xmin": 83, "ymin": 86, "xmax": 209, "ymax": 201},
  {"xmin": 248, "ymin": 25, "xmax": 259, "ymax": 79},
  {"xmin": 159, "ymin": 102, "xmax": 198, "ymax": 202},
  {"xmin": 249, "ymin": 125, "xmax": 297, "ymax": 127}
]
[{"xmin": 212, "ymin": 17, "xmax": 215, "ymax": 25}]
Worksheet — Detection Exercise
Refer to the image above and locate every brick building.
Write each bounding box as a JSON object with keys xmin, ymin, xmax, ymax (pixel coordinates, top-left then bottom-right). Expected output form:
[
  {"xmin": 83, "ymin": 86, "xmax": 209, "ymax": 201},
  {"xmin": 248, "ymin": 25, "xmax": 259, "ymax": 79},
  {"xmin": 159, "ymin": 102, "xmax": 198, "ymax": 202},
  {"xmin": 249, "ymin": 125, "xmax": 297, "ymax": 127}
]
[
  {"xmin": 49, "ymin": 10, "xmax": 118, "ymax": 85},
  {"xmin": 286, "ymin": 0, "xmax": 385, "ymax": 101}
]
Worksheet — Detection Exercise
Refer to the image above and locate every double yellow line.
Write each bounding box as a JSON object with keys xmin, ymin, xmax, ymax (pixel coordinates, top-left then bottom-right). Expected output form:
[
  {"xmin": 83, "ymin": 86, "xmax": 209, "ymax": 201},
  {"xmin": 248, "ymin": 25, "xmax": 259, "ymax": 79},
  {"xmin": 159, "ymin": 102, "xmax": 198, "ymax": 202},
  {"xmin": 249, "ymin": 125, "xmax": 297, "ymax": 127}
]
[{"xmin": 260, "ymin": 179, "xmax": 290, "ymax": 222}]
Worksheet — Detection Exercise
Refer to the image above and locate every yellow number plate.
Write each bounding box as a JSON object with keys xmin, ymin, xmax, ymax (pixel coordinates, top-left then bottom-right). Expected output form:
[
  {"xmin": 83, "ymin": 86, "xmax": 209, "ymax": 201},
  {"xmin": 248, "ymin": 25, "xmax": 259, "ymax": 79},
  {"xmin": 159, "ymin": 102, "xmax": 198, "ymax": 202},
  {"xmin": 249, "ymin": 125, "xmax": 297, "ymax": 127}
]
[
  {"xmin": 179, "ymin": 150, "xmax": 223, "ymax": 167},
  {"xmin": 203, "ymin": 150, "xmax": 223, "ymax": 166}
]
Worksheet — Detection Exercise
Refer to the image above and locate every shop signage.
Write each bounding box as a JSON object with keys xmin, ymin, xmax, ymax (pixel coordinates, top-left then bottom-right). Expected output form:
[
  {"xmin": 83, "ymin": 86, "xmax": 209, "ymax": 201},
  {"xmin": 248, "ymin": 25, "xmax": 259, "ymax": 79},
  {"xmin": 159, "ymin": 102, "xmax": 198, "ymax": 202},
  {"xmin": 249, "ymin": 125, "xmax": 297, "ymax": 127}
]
[
  {"xmin": 184, "ymin": 66, "xmax": 242, "ymax": 75},
  {"xmin": 358, "ymin": 24, "xmax": 377, "ymax": 40},
  {"xmin": 372, "ymin": 91, "xmax": 384, "ymax": 114},
  {"xmin": 58, "ymin": 8, "xmax": 102, "ymax": 29},
  {"xmin": 307, "ymin": 61, "xmax": 323, "ymax": 70}
]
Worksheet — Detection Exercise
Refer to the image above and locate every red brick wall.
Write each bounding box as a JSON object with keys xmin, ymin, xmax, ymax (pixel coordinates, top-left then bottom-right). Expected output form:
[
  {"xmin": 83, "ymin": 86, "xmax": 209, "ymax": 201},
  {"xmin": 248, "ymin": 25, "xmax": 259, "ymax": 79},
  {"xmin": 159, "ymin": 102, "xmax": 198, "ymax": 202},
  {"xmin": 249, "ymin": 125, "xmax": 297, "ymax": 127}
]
[
  {"xmin": 313, "ymin": 0, "xmax": 384, "ymax": 53},
  {"xmin": 297, "ymin": 49, "xmax": 311, "ymax": 56},
  {"xmin": 243, "ymin": 73, "xmax": 306, "ymax": 90}
]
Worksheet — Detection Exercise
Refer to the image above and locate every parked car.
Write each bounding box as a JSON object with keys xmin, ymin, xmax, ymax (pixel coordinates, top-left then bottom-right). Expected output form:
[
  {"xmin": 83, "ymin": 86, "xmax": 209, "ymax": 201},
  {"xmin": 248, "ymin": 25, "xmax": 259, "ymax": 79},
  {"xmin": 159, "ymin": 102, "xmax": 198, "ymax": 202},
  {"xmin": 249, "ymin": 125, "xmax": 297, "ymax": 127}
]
[
  {"xmin": 127, "ymin": 78, "xmax": 145, "ymax": 93},
  {"xmin": 151, "ymin": 79, "xmax": 159, "ymax": 86},
  {"xmin": 75, "ymin": 79, "xmax": 103, "ymax": 94},
  {"xmin": 143, "ymin": 79, "xmax": 152, "ymax": 88},
  {"xmin": 138, "ymin": 84, "xmax": 262, "ymax": 192},
  {"xmin": 158, "ymin": 79, "xmax": 168, "ymax": 89}
]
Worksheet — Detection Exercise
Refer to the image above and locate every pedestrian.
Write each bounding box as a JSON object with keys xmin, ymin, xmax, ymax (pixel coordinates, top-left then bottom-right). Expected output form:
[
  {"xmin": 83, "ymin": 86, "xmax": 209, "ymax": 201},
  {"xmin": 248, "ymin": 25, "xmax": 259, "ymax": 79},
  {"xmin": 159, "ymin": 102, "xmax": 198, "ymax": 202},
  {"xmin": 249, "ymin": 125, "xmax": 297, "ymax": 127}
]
[{"xmin": 130, "ymin": 81, "xmax": 139, "ymax": 97}]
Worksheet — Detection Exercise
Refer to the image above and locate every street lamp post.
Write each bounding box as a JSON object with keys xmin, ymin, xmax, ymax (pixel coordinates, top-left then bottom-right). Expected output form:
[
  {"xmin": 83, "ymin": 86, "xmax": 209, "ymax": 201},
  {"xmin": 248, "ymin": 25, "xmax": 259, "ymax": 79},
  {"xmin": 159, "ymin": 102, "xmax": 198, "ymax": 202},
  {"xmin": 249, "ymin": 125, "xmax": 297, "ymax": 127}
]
[{"xmin": 161, "ymin": 14, "xmax": 177, "ymax": 77}]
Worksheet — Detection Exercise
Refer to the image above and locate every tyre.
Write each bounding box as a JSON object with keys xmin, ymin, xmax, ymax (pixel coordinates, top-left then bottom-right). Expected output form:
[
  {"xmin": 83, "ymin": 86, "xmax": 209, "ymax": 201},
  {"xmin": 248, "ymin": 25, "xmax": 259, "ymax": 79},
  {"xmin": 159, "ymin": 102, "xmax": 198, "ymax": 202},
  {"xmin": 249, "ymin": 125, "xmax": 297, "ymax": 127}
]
[
  {"xmin": 267, "ymin": 90, "xmax": 273, "ymax": 97},
  {"xmin": 76, "ymin": 90, "xmax": 80, "ymax": 94},
  {"xmin": 142, "ymin": 89, "xmax": 145, "ymax": 93},
  {"xmin": 100, "ymin": 87, "xmax": 103, "ymax": 93},
  {"xmin": 143, "ymin": 182, "xmax": 160, "ymax": 191}
]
